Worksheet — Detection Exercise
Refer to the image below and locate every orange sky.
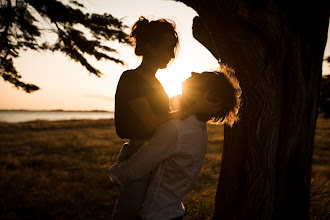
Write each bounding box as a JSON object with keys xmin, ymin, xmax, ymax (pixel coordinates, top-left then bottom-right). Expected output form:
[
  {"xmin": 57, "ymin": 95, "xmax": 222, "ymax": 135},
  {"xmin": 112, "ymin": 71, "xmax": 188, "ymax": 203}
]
[{"xmin": 1, "ymin": 0, "xmax": 329, "ymax": 111}]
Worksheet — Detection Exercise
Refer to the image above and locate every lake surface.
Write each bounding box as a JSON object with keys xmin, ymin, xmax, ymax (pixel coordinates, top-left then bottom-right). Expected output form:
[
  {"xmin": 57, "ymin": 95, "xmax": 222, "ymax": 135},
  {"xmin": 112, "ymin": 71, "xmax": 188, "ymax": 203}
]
[{"xmin": 0, "ymin": 110, "xmax": 114, "ymax": 123}]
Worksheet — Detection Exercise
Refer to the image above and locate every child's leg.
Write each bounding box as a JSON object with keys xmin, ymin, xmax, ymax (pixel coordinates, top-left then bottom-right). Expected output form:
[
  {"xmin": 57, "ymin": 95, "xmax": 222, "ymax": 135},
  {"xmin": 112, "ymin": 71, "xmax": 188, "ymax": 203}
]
[
  {"xmin": 112, "ymin": 172, "xmax": 151, "ymax": 220},
  {"xmin": 112, "ymin": 140, "xmax": 150, "ymax": 220}
]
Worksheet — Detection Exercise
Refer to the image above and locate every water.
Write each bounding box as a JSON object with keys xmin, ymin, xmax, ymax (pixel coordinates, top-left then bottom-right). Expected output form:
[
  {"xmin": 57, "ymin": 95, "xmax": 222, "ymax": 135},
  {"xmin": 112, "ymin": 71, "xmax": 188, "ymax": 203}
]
[{"xmin": 0, "ymin": 110, "xmax": 114, "ymax": 123}]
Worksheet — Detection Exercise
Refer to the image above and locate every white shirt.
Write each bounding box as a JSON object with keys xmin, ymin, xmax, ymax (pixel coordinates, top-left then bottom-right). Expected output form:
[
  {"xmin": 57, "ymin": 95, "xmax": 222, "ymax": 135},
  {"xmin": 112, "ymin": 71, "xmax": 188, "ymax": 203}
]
[{"xmin": 109, "ymin": 116, "xmax": 208, "ymax": 220}]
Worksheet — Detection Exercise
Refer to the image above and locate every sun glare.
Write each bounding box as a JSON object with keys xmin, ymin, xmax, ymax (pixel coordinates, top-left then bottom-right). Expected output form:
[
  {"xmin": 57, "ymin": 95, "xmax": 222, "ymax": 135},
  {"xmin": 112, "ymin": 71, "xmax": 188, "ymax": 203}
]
[
  {"xmin": 156, "ymin": 73, "xmax": 182, "ymax": 98},
  {"xmin": 156, "ymin": 59, "xmax": 194, "ymax": 98},
  {"xmin": 155, "ymin": 48, "xmax": 220, "ymax": 98}
]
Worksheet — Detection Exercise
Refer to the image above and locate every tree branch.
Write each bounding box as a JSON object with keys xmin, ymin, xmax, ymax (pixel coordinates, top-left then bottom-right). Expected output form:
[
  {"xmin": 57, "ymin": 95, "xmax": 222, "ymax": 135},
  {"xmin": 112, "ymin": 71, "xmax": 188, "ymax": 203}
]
[
  {"xmin": 0, "ymin": 0, "xmax": 129, "ymax": 92},
  {"xmin": 0, "ymin": 0, "xmax": 13, "ymax": 61}
]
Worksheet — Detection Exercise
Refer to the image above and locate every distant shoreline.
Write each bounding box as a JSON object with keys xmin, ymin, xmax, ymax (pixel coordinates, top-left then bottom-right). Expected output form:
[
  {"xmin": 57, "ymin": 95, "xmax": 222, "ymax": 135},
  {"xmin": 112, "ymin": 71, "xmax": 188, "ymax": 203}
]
[
  {"xmin": 0, "ymin": 109, "xmax": 114, "ymax": 113},
  {"xmin": 0, "ymin": 110, "xmax": 114, "ymax": 123}
]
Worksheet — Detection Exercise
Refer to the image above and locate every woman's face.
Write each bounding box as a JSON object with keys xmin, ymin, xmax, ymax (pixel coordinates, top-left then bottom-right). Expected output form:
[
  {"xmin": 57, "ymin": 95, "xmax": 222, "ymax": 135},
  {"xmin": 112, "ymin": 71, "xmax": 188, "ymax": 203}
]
[{"xmin": 146, "ymin": 33, "xmax": 177, "ymax": 69}]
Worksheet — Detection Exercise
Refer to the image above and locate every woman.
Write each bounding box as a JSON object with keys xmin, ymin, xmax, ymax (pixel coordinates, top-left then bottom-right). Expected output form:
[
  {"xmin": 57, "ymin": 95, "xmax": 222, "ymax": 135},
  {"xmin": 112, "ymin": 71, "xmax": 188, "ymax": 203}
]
[{"xmin": 113, "ymin": 17, "xmax": 219, "ymax": 220}]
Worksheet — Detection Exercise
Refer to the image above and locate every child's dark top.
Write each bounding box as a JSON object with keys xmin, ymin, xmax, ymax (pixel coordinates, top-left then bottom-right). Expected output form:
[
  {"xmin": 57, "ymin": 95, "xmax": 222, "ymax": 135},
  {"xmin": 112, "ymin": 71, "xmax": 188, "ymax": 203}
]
[{"xmin": 115, "ymin": 70, "xmax": 169, "ymax": 139}]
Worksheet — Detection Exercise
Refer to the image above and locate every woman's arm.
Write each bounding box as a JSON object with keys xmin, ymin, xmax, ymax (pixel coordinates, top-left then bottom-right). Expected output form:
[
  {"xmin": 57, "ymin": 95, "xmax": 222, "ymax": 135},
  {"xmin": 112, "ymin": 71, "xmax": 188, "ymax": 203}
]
[{"xmin": 128, "ymin": 97, "xmax": 183, "ymax": 134}]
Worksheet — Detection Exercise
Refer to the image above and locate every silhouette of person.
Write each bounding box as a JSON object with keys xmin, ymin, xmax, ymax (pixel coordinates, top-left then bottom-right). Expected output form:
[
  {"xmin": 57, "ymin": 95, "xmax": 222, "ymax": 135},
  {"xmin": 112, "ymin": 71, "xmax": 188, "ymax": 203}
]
[
  {"xmin": 112, "ymin": 16, "xmax": 221, "ymax": 220},
  {"xmin": 110, "ymin": 70, "xmax": 241, "ymax": 220}
]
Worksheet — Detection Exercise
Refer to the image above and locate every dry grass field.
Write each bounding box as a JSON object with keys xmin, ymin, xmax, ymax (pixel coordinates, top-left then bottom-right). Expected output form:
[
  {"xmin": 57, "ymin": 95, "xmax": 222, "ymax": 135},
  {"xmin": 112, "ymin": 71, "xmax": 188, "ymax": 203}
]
[{"xmin": 0, "ymin": 118, "xmax": 329, "ymax": 219}]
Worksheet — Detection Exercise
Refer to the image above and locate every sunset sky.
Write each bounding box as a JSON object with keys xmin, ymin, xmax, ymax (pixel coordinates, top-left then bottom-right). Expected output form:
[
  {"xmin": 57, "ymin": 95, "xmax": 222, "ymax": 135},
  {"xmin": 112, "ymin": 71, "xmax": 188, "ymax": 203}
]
[{"xmin": 1, "ymin": 0, "xmax": 329, "ymax": 111}]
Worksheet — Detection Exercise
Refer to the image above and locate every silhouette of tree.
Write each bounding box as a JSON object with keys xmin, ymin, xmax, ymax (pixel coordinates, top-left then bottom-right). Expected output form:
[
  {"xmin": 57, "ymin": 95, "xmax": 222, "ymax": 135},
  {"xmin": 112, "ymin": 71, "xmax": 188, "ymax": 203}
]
[
  {"xmin": 177, "ymin": 0, "xmax": 329, "ymax": 219},
  {"xmin": 0, "ymin": 0, "xmax": 129, "ymax": 92}
]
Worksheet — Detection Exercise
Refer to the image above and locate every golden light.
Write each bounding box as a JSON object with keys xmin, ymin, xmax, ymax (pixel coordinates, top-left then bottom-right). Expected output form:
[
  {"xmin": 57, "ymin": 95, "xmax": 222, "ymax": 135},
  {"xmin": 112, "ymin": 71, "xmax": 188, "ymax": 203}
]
[
  {"xmin": 156, "ymin": 57, "xmax": 194, "ymax": 98},
  {"xmin": 155, "ymin": 46, "xmax": 220, "ymax": 98}
]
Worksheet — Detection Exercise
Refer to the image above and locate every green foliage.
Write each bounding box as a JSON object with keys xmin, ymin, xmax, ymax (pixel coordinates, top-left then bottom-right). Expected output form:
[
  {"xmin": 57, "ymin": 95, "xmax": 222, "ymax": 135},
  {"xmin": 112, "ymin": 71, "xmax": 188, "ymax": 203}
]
[{"xmin": 0, "ymin": 0, "xmax": 130, "ymax": 92}]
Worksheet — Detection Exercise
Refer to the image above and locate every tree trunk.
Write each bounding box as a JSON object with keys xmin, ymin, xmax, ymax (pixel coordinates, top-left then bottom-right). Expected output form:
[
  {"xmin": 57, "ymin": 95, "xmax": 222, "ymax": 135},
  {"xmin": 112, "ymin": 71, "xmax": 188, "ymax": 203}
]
[{"xmin": 177, "ymin": 0, "xmax": 329, "ymax": 219}]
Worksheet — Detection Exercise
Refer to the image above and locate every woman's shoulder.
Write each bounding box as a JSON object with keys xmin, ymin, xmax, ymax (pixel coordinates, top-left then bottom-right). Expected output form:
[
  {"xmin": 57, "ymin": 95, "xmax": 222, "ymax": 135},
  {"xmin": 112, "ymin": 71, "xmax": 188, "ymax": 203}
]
[
  {"xmin": 119, "ymin": 69, "xmax": 142, "ymax": 82},
  {"xmin": 121, "ymin": 69, "xmax": 138, "ymax": 77}
]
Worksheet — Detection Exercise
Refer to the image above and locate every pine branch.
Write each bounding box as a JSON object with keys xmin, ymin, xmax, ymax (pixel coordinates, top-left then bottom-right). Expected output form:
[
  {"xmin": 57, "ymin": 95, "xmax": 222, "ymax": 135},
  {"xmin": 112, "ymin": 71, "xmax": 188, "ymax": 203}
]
[
  {"xmin": 0, "ymin": 0, "xmax": 130, "ymax": 92},
  {"xmin": 0, "ymin": 58, "xmax": 39, "ymax": 92}
]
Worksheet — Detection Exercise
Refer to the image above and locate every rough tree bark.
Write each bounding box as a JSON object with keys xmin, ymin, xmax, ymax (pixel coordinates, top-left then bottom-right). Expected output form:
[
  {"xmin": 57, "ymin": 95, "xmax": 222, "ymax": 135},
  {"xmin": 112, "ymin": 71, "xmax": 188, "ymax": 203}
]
[{"xmin": 177, "ymin": 0, "xmax": 329, "ymax": 219}]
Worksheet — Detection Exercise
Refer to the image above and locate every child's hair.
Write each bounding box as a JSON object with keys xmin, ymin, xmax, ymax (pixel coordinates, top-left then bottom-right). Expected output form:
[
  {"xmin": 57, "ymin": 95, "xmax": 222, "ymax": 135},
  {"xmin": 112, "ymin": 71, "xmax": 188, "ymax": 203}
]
[
  {"xmin": 182, "ymin": 64, "xmax": 241, "ymax": 126},
  {"xmin": 129, "ymin": 16, "xmax": 179, "ymax": 57}
]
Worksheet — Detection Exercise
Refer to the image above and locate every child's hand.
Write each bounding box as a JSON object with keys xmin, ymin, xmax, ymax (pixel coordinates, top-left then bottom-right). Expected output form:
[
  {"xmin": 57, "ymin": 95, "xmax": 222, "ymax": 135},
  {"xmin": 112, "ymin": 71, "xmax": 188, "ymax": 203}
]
[{"xmin": 108, "ymin": 164, "xmax": 123, "ymax": 186}]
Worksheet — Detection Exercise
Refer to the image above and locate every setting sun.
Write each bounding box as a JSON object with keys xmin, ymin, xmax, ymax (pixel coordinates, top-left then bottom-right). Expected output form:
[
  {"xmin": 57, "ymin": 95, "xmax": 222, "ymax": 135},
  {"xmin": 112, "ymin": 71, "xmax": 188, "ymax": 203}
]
[
  {"xmin": 156, "ymin": 56, "xmax": 207, "ymax": 98},
  {"xmin": 156, "ymin": 67, "xmax": 186, "ymax": 98}
]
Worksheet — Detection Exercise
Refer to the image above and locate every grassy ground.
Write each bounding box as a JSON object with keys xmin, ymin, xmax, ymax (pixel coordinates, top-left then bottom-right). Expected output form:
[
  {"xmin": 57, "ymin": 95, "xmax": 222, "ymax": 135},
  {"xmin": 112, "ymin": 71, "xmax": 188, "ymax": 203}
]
[{"xmin": 0, "ymin": 118, "xmax": 329, "ymax": 219}]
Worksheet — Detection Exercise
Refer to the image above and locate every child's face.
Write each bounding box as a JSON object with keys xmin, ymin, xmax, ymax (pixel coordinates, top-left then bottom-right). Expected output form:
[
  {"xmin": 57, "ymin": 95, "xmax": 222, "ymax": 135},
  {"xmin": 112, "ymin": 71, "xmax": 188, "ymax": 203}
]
[{"xmin": 180, "ymin": 74, "xmax": 203, "ymax": 110}]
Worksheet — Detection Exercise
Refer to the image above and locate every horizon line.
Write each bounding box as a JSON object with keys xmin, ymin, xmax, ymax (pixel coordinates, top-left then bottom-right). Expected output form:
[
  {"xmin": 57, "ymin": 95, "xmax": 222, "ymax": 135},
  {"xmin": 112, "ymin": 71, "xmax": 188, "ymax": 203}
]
[{"xmin": 0, "ymin": 109, "xmax": 114, "ymax": 112}]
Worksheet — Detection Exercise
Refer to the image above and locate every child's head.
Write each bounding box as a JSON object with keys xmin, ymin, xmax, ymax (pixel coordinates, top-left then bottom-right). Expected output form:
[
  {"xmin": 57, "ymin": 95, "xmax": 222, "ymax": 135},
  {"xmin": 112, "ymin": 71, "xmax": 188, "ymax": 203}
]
[
  {"xmin": 181, "ymin": 65, "xmax": 241, "ymax": 126},
  {"xmin": 129, "ymin": 17, "xmax": 179, "ymax": 68}
]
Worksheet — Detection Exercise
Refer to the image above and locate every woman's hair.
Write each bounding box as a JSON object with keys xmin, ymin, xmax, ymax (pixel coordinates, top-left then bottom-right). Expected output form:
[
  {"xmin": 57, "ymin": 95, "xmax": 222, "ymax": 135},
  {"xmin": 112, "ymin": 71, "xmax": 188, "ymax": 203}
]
[
  {"xmin": 182, "ymin": 64, "xmax": 242, "ymax": 126},
  {"xmin": 129, "ymin": 16, "xmax": 179, "ymax": 57}
]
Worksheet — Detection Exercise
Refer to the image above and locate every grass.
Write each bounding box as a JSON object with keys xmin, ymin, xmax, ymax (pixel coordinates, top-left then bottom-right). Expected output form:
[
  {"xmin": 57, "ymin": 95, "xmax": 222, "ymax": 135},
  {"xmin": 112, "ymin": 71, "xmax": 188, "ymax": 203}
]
[{"xmin": 0, "ymin": 118, "xmax": 329, "ymax": 219}]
